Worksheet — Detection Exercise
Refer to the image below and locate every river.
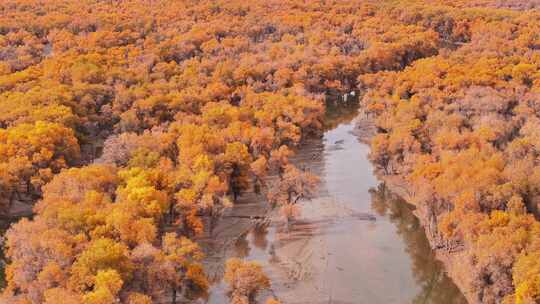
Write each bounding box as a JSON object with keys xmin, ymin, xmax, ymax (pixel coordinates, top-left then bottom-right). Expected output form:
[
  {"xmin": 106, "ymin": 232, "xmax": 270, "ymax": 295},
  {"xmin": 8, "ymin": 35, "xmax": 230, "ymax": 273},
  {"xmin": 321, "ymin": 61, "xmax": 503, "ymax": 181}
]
[
  {"xmin": 0, "ymin": 102, "xmax": 466, "ymax": 303},
  {"xmin": 203, "ymin": 101, "xmax": 467, "ymax": 304}
]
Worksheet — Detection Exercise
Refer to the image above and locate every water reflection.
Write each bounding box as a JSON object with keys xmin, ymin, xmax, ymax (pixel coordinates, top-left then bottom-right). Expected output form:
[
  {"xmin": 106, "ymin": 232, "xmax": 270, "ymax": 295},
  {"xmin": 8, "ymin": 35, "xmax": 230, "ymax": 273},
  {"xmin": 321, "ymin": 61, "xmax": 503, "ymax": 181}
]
[
  {"xmin": 324, "ymin": 98, "xmax": 360, "ymax": 131},
  {"xmin": 205, "ymin": 107, "xmax": 467, "ymax": 303},
  {"xmin": 232, "ymin": 223, "xmax": 282, "ymax": 264},
  {"xmin": 251, "ymin": 226, "xmax": 269, "ymax": 251},
  {"xmin": 224, "ymin": 182, "xmax": 467, "ymax": 304},
  {"xmin": 234, "ymin": 234, "xmax": 251, "ymax": 258},
  {"xmin": 370, "ymin": 184, "xmax": 466, "ymax": 304}
]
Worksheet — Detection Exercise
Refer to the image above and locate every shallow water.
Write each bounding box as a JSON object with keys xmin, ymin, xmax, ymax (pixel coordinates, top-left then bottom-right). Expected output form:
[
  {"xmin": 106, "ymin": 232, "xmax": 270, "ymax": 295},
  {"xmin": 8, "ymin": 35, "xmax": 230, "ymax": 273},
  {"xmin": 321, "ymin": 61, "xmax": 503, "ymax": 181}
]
[
  {"xmin": 0, "ymin": 103, "xmax": 466, "ymax": 303},
  {"xmin": 204, "ymin": 103, "xmax": 466, "ymax": 304}
]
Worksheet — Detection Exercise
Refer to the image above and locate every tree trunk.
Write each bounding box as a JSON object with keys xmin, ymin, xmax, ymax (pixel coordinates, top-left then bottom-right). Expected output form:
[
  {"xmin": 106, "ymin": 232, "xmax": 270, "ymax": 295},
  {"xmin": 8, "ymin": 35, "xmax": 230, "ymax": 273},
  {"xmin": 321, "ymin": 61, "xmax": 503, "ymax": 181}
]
[
  {"xmin": 233, "ymin": 188, "xmax": 238, "ymax": 202},
  {"xmin": 169, "ymin": 203, "xmax": 175, "ymax": 224},
  {"xmin": 209, "ymin": 210, "xmax": 216, "ymax": 237}
]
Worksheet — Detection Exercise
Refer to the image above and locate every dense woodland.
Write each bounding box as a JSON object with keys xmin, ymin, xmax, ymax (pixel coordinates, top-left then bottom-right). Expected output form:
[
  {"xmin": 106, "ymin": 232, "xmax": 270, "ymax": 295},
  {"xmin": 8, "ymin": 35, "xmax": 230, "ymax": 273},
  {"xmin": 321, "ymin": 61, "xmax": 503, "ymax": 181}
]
[
  {"xmin": 0, "ymin": 0, "xmax": 539, "ymax": 303},
  {"xmin": 362, "ymin": 2, "xmax": 540, "ymax": 304}
]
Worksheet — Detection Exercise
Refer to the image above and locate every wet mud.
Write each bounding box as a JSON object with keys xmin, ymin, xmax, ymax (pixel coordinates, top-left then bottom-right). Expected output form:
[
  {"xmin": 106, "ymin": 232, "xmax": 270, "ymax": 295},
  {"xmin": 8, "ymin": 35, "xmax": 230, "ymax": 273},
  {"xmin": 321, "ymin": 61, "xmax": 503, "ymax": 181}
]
[
  {"xmin": 0, "ymin": 101, "xmax": 466, "ymax": 303},
  {"xmin": 202, "ymin": 103, "xmax": 466, "ymax": 304}
]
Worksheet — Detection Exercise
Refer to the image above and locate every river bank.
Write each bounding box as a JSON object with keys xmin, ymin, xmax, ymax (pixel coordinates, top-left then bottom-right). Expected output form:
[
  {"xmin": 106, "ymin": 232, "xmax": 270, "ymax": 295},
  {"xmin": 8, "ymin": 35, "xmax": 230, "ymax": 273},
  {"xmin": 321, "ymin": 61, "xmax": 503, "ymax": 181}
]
[
  {"xmin": 0, "ymin": 104, "xmax": 467, "ymax": 303},
  {"xmin": 201, "ymin": 103, "xmax": 466, "ymax": 304},
  {"xmin": 353, "ymin": 111, "xmax": 476, "ymax": 304}
]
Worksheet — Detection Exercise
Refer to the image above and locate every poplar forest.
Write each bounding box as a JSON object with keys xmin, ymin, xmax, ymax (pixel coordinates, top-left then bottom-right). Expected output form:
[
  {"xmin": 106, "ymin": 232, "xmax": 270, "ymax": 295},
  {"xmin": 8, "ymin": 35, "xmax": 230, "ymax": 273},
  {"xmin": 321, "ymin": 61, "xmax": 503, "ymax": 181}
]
[{"xmin": 0, "ymin": 1, "xmax": 540, "ymax": 303}]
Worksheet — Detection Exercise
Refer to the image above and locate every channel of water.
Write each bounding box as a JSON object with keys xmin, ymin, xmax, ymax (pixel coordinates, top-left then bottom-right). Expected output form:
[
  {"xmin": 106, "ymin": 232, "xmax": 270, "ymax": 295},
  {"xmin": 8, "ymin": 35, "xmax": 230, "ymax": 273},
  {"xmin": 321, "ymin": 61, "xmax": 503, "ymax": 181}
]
[
  {"xmin": 203, "ymin": 102, "xmax": 467, "ymax": 304},
  {"xmin": 0, "ymin": 102, "xmax": 466, "ymax": 304}
]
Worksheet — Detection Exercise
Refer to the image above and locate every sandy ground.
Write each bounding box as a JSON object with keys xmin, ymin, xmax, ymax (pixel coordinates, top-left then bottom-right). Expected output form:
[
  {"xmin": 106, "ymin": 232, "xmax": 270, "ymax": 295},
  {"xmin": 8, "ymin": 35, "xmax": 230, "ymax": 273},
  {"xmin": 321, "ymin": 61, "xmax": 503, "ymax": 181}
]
[
  {"xmin": 0, "ymin": 112, "xmax": 465, "ymax": 304},
  {"xmin": 202, "ymin": 116, "xmax": 465, "ymax": 304}
]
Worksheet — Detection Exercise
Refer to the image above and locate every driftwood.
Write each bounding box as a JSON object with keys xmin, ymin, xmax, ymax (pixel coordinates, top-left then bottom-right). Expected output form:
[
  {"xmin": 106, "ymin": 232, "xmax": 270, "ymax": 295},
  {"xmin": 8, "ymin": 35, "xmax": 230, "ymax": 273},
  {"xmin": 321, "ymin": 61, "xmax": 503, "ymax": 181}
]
[
  {"xmin": 349, "ymin": 212, "xmax": 377, "ymax": 221},
  {"xmin": 221, "ymin": 215, "xmax": 268, "ymax": 220}
]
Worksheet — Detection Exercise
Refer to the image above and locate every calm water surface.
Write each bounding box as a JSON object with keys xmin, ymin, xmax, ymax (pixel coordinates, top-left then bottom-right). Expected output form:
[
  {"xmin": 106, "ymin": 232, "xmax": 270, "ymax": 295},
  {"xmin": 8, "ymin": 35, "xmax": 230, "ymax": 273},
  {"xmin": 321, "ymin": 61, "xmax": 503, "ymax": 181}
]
[
  {"xmin": 205, "ymin": 102, "xmax": 466, "ymax": 304},
  {"xmin": 0, "ymin": 102, "xmax": 466, "ymax": 304}
]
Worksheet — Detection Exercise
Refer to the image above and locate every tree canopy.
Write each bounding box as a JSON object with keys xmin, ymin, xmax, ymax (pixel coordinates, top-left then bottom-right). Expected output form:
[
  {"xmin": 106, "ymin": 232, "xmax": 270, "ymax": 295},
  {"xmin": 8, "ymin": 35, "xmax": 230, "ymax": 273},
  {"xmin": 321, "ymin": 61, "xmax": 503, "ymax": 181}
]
[{"xmin": 0, "ymin": 0, "xmax": 539, "ymax": 303}]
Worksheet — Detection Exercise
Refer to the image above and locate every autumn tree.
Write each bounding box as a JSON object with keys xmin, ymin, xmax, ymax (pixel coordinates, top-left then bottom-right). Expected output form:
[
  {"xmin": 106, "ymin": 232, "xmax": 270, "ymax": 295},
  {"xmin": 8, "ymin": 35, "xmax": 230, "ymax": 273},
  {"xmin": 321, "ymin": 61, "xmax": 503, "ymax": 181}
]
[
  {"xmin": 224, "ymin": 258, "xmax": 270, "ymax": 304},
  {"xmin": 2, "ymin": 0, "xmax": 540, "ymax": 302},
  {"xmin": 0, "ymin": 121, "xmax": 80, "ymax": 213},
  {"xmin": 0, "ymin": 165, "xmax": 208, "ymax": 303},
  {"xmin": 267, "ymin": 164, "xmax": 319, "ymax": 224}
]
